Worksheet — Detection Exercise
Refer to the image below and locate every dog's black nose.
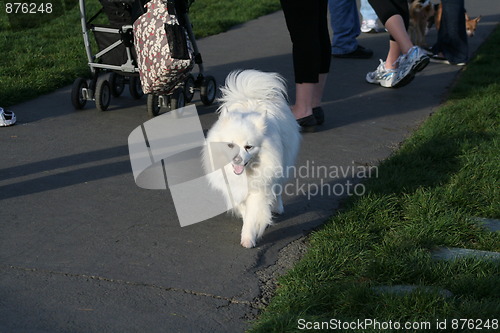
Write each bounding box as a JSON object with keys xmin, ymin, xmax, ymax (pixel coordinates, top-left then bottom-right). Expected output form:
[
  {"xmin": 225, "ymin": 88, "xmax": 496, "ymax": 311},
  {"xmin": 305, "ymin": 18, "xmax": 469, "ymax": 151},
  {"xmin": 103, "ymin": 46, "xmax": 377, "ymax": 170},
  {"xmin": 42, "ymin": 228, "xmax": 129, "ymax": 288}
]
[{"xmin": 233, "ymin": 155, "xmax": 243, "ymax": 164}]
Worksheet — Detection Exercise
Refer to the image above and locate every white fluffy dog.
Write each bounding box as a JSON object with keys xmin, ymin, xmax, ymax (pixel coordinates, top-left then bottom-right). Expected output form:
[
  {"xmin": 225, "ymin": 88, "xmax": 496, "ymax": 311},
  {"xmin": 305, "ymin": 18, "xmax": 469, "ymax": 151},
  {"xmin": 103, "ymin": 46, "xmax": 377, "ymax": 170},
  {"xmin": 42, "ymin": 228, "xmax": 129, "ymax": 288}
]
[{"xmin": 203, "ymin": 70, "xmax": 301, "ymax": 248}]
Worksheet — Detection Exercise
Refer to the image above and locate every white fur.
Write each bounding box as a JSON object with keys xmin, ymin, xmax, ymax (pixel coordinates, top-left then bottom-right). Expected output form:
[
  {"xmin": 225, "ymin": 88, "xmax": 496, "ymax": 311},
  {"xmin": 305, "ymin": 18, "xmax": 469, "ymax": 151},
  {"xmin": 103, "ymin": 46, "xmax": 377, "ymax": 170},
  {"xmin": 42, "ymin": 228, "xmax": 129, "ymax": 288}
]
[{"xmin": 203, "ymin": 70, "xmax": 301, "ymax": 248}]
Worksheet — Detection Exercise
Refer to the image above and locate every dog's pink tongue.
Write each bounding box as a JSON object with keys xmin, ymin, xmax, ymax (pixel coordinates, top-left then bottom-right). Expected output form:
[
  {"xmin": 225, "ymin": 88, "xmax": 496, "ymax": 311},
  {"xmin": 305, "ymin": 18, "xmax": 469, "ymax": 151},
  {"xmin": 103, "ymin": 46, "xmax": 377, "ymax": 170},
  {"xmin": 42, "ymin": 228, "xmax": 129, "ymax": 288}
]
[{"xmin": 233, "ymin": 164, "xmax": 245, "ymax": 175}]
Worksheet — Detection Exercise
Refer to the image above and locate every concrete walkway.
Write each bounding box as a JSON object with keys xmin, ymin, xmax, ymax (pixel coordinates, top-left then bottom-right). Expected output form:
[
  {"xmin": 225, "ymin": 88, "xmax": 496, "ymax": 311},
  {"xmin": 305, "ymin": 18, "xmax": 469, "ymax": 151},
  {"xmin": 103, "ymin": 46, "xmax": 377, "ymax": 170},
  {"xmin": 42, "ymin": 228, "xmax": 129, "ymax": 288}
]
[{"xmin": 0, "ymin": 1, "xmax": 498, "ymax": 332}]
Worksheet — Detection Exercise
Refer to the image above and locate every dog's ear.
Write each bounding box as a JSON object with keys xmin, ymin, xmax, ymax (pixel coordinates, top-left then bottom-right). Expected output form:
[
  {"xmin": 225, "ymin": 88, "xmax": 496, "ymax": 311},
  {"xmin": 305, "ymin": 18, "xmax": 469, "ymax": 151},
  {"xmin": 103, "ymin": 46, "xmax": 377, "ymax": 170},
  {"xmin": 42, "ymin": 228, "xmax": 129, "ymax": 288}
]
[
  {"xmin": 255, "ymin": 111, "xmax": 267, "ymax": 130},
  {"xmin": 475, "ymin": 15, "xmax": 482, "ymax": 23},
  {"xmin": 220, "ymin": 113, "xmax": 235, "ymax": 127}
]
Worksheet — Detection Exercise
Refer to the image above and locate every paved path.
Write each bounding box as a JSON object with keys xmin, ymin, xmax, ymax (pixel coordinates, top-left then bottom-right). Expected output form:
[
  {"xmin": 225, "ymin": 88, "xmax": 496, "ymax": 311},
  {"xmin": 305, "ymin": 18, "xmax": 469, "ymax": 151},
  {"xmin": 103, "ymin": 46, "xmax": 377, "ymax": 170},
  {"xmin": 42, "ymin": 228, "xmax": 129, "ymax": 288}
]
[{"xmin": 0, "ymin": 1, "xmax": 498, "ymax": 332}]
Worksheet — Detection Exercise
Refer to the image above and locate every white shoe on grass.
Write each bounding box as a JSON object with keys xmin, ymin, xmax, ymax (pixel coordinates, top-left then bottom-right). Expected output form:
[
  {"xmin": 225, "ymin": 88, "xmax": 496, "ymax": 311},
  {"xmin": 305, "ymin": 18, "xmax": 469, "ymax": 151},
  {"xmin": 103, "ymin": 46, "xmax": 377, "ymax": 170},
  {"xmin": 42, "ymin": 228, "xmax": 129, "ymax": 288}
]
[{"xmin": 0, "ymin": 107, "xmax": 16, "ymax": 127}]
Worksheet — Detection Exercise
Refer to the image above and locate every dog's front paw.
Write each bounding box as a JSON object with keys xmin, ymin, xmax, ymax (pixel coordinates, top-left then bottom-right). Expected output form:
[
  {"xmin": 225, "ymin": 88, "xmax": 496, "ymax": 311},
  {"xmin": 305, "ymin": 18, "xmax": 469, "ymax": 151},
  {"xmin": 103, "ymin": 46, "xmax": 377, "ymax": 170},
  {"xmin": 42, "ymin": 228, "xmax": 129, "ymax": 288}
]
[{"xmin": 240, "ymin": 237, "xmax": 256, "ymax": 248}]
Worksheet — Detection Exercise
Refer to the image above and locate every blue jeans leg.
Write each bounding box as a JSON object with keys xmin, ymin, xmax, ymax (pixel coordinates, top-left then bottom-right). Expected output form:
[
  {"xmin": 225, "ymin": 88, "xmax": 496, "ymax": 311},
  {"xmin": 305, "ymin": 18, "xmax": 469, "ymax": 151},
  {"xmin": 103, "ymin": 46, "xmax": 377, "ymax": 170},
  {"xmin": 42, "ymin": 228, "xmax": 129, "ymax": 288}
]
[
  {"xmin": 433, "ymin": 0, "xmax": 468, "ymax": 63},
  {"xmin": 329, "ymin": 0, "xmax": 360, "ymax": 55},
  {"xmin": 360, "ymin": 0, "xmax": 377, "ymax": 21}
]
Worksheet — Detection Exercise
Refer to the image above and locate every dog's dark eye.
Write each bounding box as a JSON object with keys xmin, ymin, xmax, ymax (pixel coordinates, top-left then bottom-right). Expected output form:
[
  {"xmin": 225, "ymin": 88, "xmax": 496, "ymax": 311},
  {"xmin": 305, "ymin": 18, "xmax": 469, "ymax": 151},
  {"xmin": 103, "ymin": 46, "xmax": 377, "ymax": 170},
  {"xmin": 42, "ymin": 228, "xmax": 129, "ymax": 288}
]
[
  {"xmin": 227, "ymin": 143, "xmax": 234, "ymax": 149},
  {"xmin": 244, "ymin": 145, "xmax": 253, "ymax": 151}
]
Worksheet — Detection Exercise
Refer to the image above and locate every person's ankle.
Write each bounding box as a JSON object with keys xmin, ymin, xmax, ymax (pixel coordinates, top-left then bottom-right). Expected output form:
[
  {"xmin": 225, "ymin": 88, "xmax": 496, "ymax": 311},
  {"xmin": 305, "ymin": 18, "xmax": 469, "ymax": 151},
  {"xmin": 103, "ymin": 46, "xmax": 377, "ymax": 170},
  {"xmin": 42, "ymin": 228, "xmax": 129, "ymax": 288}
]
[{"xmin": 292, "ymin": 106, "xmax": 312, "ymax": 119}]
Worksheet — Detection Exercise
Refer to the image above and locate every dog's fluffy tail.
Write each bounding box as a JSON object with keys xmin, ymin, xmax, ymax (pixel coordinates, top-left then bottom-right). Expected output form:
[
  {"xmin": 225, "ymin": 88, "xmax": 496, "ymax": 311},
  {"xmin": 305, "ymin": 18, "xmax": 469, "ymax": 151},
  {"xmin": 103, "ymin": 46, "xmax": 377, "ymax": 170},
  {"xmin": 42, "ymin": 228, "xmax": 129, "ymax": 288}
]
[{"xmin": 217, "ymin": 69, "xmax": 289, "ymax": 115}]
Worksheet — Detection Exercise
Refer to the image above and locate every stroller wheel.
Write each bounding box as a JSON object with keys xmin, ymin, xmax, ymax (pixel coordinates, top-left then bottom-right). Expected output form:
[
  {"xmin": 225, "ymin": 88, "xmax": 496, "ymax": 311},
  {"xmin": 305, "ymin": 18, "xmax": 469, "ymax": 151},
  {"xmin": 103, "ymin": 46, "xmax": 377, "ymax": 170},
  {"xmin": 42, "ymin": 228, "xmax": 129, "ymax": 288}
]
[
  {"xmin": 129, "ymin": 76, "xmax": 144, "ymax": 100},
  {"xmin": 147, "ymin": 94, "xmax": 161, "ymax": 118},
  {"xmin": 200, "ymin": 75, "xmax": 217, "ymax": 106},
  {"xmin": 71, "ymin": 77, "xmax": 88, "ymax": 110},
  {"xmin": 170, "ymin": 88, "xmax": 186, "ymax": 110},
  {"xmin": 184, "ymin": 74, "xmax": 195, "ymax": 103},
  {"xmin": 95, "ymin": 79, "xmax": 111, "ymax": 112},
  {"xmin": 110, "ymin": 73, "xmax": 125, "ymax": 97}
]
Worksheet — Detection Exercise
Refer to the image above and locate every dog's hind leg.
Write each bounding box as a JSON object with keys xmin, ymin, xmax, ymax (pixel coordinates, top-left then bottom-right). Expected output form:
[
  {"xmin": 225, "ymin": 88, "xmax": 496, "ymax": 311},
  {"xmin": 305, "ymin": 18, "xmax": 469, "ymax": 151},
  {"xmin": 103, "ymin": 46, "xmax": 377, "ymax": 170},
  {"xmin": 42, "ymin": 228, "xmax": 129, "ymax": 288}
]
[{"xmin": 240, "ymin": 193, "xmax": 272, "ymax": 248}]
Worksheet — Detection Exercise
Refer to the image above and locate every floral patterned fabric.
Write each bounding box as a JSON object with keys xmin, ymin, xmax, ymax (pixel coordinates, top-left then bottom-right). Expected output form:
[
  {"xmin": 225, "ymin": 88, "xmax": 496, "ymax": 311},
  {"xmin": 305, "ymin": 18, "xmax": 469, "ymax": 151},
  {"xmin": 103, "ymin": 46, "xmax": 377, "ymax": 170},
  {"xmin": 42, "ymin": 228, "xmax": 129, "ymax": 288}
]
[{"xmin": 133, "ymin": 0, "xmax": 194, "ymax": 94}]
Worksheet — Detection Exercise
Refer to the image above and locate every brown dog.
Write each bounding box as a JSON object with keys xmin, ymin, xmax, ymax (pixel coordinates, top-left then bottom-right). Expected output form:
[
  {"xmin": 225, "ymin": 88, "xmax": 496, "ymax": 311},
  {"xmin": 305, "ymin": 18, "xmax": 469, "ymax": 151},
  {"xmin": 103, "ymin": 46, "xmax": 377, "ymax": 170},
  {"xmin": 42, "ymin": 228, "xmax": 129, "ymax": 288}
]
[
  {"xmin": 409, "ymin": 0, "xmax": 435, "ymax": 48},
  {"xmin": 434, "ymin": 3, "xmax": 481, "ymax": 37}
]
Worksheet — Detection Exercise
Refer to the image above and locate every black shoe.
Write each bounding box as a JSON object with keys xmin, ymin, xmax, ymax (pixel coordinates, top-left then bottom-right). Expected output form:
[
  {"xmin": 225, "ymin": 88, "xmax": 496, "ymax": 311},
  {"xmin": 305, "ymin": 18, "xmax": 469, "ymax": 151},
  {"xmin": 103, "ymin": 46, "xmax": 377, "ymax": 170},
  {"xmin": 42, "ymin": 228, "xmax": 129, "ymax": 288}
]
[
  {"xmin": 332, "ymin": 45, "xmax": 373, "ymax": 59},
  {"xmin": 430, "ymin": 54, "xmax": 466, "ymax": 66},
  {"xmin": 312, "ymin": 106, "xmax": 324, "ymax": 125},
  {"xmin": 297, "ymin": 115, "xmax": 317, "ymax": 133}
]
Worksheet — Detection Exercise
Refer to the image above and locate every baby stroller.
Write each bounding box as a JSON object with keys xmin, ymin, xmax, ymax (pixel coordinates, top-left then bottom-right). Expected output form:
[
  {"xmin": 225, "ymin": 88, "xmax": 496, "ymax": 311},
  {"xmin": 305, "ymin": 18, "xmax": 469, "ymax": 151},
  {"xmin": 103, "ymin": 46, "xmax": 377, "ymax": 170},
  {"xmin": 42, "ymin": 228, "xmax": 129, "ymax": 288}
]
[{"xmin": 71, "ymin": 0, "xmax": 216, "ymax": 117}]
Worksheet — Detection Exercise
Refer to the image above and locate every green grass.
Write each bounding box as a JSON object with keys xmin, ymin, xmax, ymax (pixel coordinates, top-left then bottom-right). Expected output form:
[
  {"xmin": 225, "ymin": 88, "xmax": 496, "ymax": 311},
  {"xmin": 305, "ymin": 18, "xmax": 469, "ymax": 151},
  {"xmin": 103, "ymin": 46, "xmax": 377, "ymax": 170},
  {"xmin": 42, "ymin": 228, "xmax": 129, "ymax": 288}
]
[
  {"xmin": 0, "ymin": 0, "xmax": 280, "ymax": 107},
  {"xmin": 249, "ymin": 27, "xmax": 500, "ymax": 333},
  {"xmin": 189, "ymin": 0, "xmax": 281, "ymax": 38}
]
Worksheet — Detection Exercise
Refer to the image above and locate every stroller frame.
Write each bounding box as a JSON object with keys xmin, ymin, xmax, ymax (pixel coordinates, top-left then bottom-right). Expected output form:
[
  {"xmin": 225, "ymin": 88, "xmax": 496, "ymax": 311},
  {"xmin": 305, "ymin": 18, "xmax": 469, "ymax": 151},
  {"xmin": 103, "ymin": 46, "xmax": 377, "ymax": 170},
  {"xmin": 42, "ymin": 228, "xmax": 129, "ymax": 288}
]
[{"xmin": 71, "ymin": 0, "xmax": 216, "ymax": 116}]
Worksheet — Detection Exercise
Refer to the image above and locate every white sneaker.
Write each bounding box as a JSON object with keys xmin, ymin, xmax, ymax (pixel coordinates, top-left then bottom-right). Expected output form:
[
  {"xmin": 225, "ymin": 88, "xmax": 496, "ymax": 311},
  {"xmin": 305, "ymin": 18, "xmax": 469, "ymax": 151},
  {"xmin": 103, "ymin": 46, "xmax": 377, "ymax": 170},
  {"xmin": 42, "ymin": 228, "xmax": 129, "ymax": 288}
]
[
  {"xmin": 392, "ymin": 46, "xmax": 430, "ymax": 88},
  {"xmin": 366, "ymin": 60, "xmax": 396, "ymax": 88},
  {"xmin": 0, "ymin": 107, "xmax": 16, "ymax": 127},
  {"xmin": 361, "ymin": 19, "xmax": 383, "ymax": 33}
]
